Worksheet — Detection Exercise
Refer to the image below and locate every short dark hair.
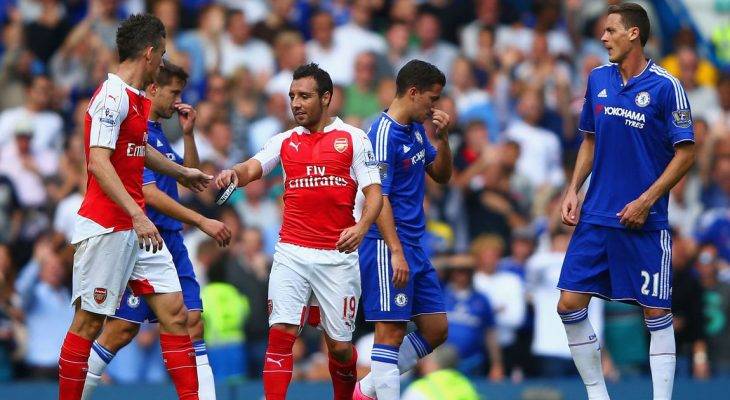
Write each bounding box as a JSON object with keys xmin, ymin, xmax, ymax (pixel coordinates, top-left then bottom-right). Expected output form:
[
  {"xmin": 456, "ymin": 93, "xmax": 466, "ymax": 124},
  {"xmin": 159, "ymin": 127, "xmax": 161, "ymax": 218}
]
[
  {"xmin": 395, "ymin": 60, "xmax": 446, "ymax": 96},
  {"xmin": 607, "ymin": 3, "xmax": 650, "ymax": 47},
  {"xmin": 116, "ymin": 14, "xmax": 166, "ymax": 62},
  {"xmin": 292, "ymin": 63, "xmax": 333, "ymax": 98},
  {"xmin": 154, "ymin": 60, "xmax": 189, "ymax": 87}
]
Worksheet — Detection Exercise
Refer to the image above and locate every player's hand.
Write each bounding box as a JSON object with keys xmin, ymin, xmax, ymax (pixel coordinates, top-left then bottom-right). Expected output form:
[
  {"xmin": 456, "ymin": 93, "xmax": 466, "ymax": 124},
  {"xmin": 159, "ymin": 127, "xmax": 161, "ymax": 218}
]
[
  {"xmin": 178, "ymin": 167, "xmax": 212, "ymax": 192},
  {"xmin": 617, "ymin": 196, "xmax": 652, "ymax": 229},
  {"xmin": 431, "ymin": 108, "xmax": 450, "ymax": 140},
  {"xmin": 199, "ymin": 217, "xmax": 232, "ymax": 247},
  {"xmin": 336, "ymin": 224, "xmax": 367, "ymax": 254},
  {"xmin": 561, "ymin": 190, "xmax": 580, "ymax": 226},
  {"xmin": 175, "ymin": 102, "xmax": 197, "ymax": 135},
  {"xmin": 132, "ymin": 212, "xmax": 163, "ymax": 253},
  {"xmin": 215, "ymin": 169, "xmax": 239, "ymax": 189},
  {"xmin": 391, "ymin": 251, "xmax": 409, "ymax": 289}
]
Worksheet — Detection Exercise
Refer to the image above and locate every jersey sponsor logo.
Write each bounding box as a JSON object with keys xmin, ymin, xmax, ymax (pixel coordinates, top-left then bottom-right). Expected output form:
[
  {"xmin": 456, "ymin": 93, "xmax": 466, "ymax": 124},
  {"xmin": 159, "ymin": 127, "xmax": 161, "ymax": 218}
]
[
  {"xmin": 672, "ymin": 109, "xmax": 692, "ymax": 128},
  {"xmin": 403, "ymin": 149, "xmax": 427, "ymax": 168},
  {"xmin": 395, "ymin": 293, "xmax": 408, "ymax": 307},
  {"xmin": 126, "ymin": 132, "xmax": 148, "ymax": 157},
  {"xmin": 597, "ymin": 88, "xmax": 608, "ymax": 98},
  {"xmin": 601, "ymin": 105, "xmax": 646, "ymax": 129},
  {"xmin": 93, "ymin": 287, "xmax": 107, "ymax": 304},
  {"xmin": 127, "ymin": 294, "xmax": 140, "ymax": 308},
  {"xmin": 635, "ymin": 91, "xmax": 651, "ymax": 107},
  {"xmin": 334, "ymin": 138, "xmax": 348, "ymax": 153}
]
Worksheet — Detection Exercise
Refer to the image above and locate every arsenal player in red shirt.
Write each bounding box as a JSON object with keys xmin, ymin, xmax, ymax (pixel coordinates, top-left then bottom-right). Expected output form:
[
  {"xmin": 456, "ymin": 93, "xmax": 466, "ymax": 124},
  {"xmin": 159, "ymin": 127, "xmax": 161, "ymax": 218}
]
[
  {"xmin": 58, "ymin": 14, "xmax": 211, "ymax": 400},
  {"xmin": 216, "ymin": 63, "xmax": 383, "ymax": 400}
]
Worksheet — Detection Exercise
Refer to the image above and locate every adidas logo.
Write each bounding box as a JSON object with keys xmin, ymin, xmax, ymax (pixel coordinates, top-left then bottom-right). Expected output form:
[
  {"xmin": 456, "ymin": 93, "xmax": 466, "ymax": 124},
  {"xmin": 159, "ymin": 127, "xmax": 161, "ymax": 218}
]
[
  {"xmin": 403, "ymin": 144, "xmax": 411, "ymax": 153},
  {"xmin": 597, "ymin": 89, "xmax": 608, "ymax": 98},
  {"xmin": 157, "ymin": 138, "xmax": 164, "ymax": 147}
]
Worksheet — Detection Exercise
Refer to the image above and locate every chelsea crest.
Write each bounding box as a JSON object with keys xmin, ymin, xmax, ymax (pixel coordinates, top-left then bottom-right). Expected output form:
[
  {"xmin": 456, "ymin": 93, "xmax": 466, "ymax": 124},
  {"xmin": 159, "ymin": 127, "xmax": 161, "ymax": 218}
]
[{"xmin": 635, "ymin": 91, "xmax": 650, "ymax": 107}]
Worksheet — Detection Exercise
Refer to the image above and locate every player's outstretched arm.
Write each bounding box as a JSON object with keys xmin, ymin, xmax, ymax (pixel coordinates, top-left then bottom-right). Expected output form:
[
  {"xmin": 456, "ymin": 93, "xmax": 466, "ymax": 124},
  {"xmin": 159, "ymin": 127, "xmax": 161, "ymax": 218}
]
[
  {"xmin": 561, "ymin": 133, "xmax": 595, "ymax": 226},
  {"xmin": 425, "ymin": 109, "xmax": 453, "ymax": 184},
  {"xmin": 336, "ymin": 184, "xmax": 382, "ymax": 253},
  {"xmin": 142, "ymin": 184, "xmax": 231, "ymax": 247},
  {"xmin": 215, "ymin": 158, "xmax": 264, "ymax": 189},
  {"xmin": 618, "ymin": 142, "xmax": 696, "ymax": 229},
  {"xmin": 88, "ymin": 147, "xmax": 163, "ymax": 252},
  {"xmin": 175, "ymin": 102, "xmax": 200, "ymax": 168},
  {"xmin": 145, "ymin": 144, "xmax": 212, "ymax": 192}
]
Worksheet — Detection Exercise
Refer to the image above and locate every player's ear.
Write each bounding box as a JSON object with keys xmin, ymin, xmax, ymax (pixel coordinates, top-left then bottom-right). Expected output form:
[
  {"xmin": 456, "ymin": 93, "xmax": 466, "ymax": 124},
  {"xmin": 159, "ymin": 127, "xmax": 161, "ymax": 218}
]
[
  {"xmin": 629, "ymin": 26, "xmax": 640, "ymax": 43},
  {"xmin": 144, "ymin": 46, "xmax": 154, "ymax": 64},
  {"xmin": 147, "ymin": 82, "xmax": 158, "ymax": 96},
  {"xmin": 321, "ymin": 91, "xmax": 332, "ymax": 108}
]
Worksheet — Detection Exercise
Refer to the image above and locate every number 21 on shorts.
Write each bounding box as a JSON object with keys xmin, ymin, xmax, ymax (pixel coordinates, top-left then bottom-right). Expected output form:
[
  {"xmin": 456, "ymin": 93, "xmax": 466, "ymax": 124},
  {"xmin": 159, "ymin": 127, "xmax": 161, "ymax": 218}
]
[{"xmin": 640, "ymin": 270, "xmax": 659, "ymax": 297}]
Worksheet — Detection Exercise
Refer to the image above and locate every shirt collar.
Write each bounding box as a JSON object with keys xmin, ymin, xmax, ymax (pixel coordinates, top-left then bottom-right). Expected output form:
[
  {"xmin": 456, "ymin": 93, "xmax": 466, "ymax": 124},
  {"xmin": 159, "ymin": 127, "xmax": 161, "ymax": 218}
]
[
  {"xmin": 381, "ymin": 111, "xmax": 413, "ymax": 133},
  {"xmin": 613, "ymin": 59, "xmax": 654, "ymax": 86},
  {"xmin": 298, "ymin": 117, "xmax": 343, "ymax": 134},
  {"xmin": 108, "ymin": 73, "xmax": 144, "ymax": 96}
]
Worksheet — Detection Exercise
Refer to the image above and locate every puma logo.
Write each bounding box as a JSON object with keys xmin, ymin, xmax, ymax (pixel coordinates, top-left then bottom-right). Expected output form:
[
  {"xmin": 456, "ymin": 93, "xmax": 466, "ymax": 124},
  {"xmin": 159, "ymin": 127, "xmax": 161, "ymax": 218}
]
[
  {"xmin": 267, "ymin": 357, "xmax": 284, "ymax": 367},
  {"xmin": 336, "ymin": 371, "xmax": 355, "ymax": 381},
  {"xmin": 289, "ymin": 141, "xmax": 300, "ymax": 151}
]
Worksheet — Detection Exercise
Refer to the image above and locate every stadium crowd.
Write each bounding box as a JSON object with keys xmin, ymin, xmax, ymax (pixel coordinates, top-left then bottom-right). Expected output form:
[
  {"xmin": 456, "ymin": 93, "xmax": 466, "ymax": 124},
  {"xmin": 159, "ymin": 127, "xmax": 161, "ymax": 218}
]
[{"xmin": 0, "ymin": 0, "xmax": 729, "ymax": 389}]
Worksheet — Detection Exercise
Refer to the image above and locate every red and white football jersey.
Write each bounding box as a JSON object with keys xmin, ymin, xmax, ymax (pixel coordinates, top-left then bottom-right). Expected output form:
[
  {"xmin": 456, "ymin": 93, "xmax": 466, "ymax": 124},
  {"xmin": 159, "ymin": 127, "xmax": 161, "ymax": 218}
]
[
  {"xmin": 72, "ymin": 73, "xmax": 151, "ymax": 244},
  {"xmin": 253, "ymin": 117, "xmax": 380, "ymax": 250}
]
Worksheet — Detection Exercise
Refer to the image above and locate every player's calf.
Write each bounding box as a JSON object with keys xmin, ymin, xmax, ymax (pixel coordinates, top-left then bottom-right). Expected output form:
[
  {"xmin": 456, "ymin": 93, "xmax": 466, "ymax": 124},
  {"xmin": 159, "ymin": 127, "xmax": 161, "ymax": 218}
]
[
  {"xmin": 644, "ymin": 308, "xmax": 675, "ymax": 400},
  {"xmin": 324, "ymin": 335, "xmax": 357, "ymax": 400},
  {"xmin": 81, "ymin": 318, "xmax": 140, "ymax": 400},
  {"xmin": 145, "ymin": 292, "xmax": 188, "ymax": 335},
  {"xmin": 264, "ymin": 325, "xmax": 298, "ymax": 400}
]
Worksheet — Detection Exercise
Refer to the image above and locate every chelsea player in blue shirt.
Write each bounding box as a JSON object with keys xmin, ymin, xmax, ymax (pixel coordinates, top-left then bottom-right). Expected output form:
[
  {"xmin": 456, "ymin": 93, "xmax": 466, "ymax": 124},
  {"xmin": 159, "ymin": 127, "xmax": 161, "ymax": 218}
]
[
  {"xmin": 81, "ymin": 61, "xmax": 231, "ymax": 400},
  {"xmin": 557, "ymin": 4, "xmax": 695, "ymax": 400},
  {"xmin": 354, "ymin": 60, "xmax": 452, "ymax": 400}
]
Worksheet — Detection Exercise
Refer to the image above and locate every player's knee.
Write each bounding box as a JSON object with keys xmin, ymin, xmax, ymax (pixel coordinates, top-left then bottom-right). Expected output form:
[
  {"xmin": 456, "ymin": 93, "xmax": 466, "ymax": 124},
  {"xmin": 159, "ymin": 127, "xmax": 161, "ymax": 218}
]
[
  {"xmin": 643, "ymin": 307, "xmax": 670, "ymax": 320},
  {"xmin": 69, "ymin": 310, "xmax": 105, "ymax": 340},
  {"xmin": 186, "ymin": 312, "xmax": 204, "ymax": 341},
  {"xmin": 375, "ymin": 323, "xmax": 407, "ymax": 346},
  {"xmin": 101, "ymin": 321, "xmax": 140, "ymax": 351},
  {"xmin": 270, "ymin": 323, "xmax": 299, "ymax": 337},
  {"xmin": 328, "ymin": 341, "xmax": 353, "ymax": 362},
  {"xmin": 423, "ymin": 323, "xmax": 448, "ymax": 349},
  {"xmin": 556, "ymin": 292, "xmax": 590, "ymax": 314}
]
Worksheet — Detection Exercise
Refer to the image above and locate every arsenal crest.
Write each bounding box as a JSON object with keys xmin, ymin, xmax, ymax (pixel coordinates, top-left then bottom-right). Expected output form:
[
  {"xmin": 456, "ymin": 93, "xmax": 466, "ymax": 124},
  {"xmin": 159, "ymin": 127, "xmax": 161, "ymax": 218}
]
[
  {"xmin": 94, "ymin": 287, "xmax": 107, "ymax": 304},
  {"xmin": 334, "ymin": 138, "xmax": 348, "ymax": 153}
]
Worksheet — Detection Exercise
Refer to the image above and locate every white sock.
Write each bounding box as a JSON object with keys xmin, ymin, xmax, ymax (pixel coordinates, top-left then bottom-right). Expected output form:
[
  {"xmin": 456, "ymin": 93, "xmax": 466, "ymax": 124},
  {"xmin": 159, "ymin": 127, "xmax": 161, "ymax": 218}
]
[
  {"xmin": 193, "ymin": 340, "xmax": 216, "ymax": 400},
  {"xmin": 371, "ymin": 345, "xmax": 401, "ymax": 400},
  {"xmin": 360, "ymin": 332, "xmax": 432, "ymax": 398},
  {"xmin": 647, "ymin": 314, "xmax": 676, "ymax": 400},
  {"xmin": 81, "ymin": 341, "xmax": 115, "ymax": 400},
  {"xmin": 560, "ymin": 309, "xmax": 610, "ymax": 400}
]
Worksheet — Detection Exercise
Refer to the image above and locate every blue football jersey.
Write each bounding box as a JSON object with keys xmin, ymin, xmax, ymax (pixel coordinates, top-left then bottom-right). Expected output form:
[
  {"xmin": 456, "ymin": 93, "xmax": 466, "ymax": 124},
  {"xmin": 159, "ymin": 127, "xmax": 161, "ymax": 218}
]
[
  {"xmin": 143, "ymin": 121, "xmax": 184, "ymax": 231},
  {"xmin": 365, "ymin": 112, "xmax": 437, "ymax": 245},
  {"xmin": 579, "ymin": 60, "xmax": 694, "ymax": 230}
]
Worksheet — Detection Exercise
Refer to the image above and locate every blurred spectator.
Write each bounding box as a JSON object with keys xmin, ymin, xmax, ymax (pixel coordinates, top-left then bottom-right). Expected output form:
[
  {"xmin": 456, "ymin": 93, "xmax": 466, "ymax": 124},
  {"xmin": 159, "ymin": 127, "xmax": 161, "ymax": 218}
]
[
  {"xmin": 402, "ymin": 344, "xmax": 479, "ymax": 400},
  {"xmin": 404, "ymin": 10, "xmax": 458, "ymax": 78},
  {"xmin": 219, "ymin": 10, "xmax": 274, "ymax": 78},
  {"xmin": 440, "ymin": 254, "xmax": 503, "ymax": 379},
  {"xmin": 247, "ymin": 93, "xmax": 290, "ymax": 156},
  {"xmin": 697, "ymin": 246, "xmax": 730, "ymax": 375},
  {"xmin": 695, "ymin": 208, "xmax": 730, "ymax": 265},
  {"xmin": 602, "ymin": 300, "xmax": 648, "ymax": 378},
  {"xmin": 265, "ymin": 31, "xmax": 306, "ymax": 98},
  {"xmin": 343, "ymin": 52, "xmax": 379, "ymax": 123},
  {"xmin": 700, "ymin": 142, "xmax": 730, "ymax": 210},
  {"xmin": 177, "ymin": 4, "xmax": 227, "ymax": 101},
  {"xmin": 383, "ymin": 21, "xmax": 410, "ymax": 75},
  {"xmin": 661, "ymin": 28, "xmax": 718, "ymax": 88},
  {"xmin": 675, "ymin": 46, "xmax": 720, "ymax": 122},
  {"xmin": 668, "ymin": 175, "xmax": 703, "ymax": 238},
  {"xmin": 251, "ymin": 0, "xmax": 298, "ymax": 45},
  {"xmin": 514, "ymin": 32, "xmax": 572, "ymax": 113},
  {"xmin": 333, "ymin": 0, "xmax": 386, "ymax": 57},
  {"xmin": 206, "ymin": 120, "xmax": 242, "ymax": 168},
  {"xmin": 460, "ymin": 0, "xmax": 500, "ymax": 61},
  {"xmin": 23, "ymin": 0, "xmax": 71, "ymax": 64},
  {"xmin": 672, "ymin": 232, "xmax": 710, "ymax": 379},
  {"xmin": 201, "ymin": 240, "xmax": 251, "ymax": 380},
  {"xmin": 15, "ymin": 240, "xmax": 72, "ymax": 379},
  {"xmin": 0, "ymin": 75, "xmax": 63, "ymax": 153},
  {"xmin": 448, "ymin": 57, "xmax": 499, "ymax": 138},
  {"xmin": 526, "ymin": 227, "xmax": 604, "ymax": 377},
  {"xmin": 86, "ymin": 0, "xmax": 121, "ymax": 50},
  {"xmin": 51, "ymin": 133, "xmax": 85, "ymax": 242},
  {"xmin": 707, "ymin": 73, "xmax": 730, "ymax": 132},
  {"xmin": 0, "ymin": 245, "xmax": 21, "ymax": 381},
  {"xmin": 471, "ymin": 235, "xmax": 526, "ymax": 375},
  {"xmin": 498, "ymin": 226, "xmax": 536, "ymax": 280},
  {"xmin": 504, "ymin": 89, "xmax": 564, "ymax": 191},
  {"xmin": 235, "ymin": 179, "xmax": 281, "ymax": 232},
  {"xmin": 0, "ymin": 167, "xmax": 21, "ymax": 245},
  {"xmin": 306, "ymin": 10, "xmax": 354, "ymax": 86},
  {"xmin": 0, "ymin": 122, "xmax": 58, "ymax": 208}
]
